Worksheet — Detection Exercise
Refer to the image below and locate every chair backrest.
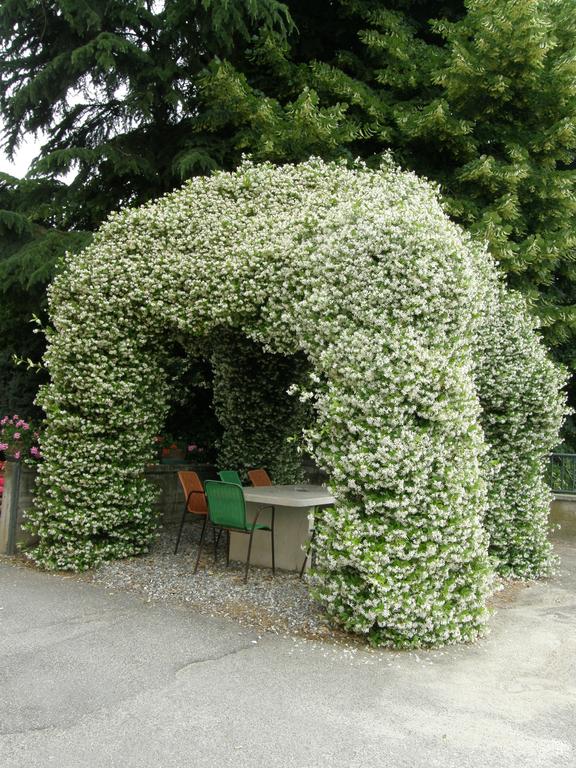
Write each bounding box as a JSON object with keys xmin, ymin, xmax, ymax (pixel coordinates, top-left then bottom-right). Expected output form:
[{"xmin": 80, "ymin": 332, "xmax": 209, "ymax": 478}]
[
  {"xmin": 205, "ymin": 480, "xmax": 246, "ymax": 529},
  {"xmin": 178, "ymin": 471, "xmax": 207, "ymax": 515},
  {"xmin": 248, "ymin": 468, "xmax": 272, "ymax": 487},
  {"xmin": 218, "ymin": 470, "xmax": 242, "ymax": 486}
]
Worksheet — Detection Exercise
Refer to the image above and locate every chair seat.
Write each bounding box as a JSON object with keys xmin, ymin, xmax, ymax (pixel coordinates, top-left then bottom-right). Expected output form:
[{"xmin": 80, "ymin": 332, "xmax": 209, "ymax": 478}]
[
  {"xmin": 247, "ymin": 522, "xmax": 271, "ymax": 532},
  {"xmin": 219, "ymin": 521, "xmax": 271, "ymax": 533}
]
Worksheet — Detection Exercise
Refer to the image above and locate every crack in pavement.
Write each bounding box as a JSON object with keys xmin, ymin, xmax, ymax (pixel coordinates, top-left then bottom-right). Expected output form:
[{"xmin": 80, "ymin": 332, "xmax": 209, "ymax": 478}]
[{"xmin": 172, "ymin": 640, "xmax": 259, "ymax": 675}]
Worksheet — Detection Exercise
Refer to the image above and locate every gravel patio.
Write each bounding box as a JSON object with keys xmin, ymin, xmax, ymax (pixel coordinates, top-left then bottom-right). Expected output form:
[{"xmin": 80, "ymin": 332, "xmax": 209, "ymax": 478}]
[
  {"xmin": 77, "ymin": 521, "xmax": 335, "ymax": 640},
  {"xmin": 69, "ymin": 519, "xmax": 561, "ymax": 648}
]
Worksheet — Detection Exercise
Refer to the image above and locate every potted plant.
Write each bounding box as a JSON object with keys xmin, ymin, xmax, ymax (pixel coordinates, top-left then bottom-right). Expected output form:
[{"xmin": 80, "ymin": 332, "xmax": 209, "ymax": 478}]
[{"xmin": 155, "ymin": 434, "xmax": 186, "ymax": 464}]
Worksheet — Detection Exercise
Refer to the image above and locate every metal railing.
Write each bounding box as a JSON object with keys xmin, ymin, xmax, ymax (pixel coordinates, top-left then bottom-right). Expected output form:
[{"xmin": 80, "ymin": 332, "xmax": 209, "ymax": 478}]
[{"xmin": 548, "ymin": 453, "xmax": 576, "ymax": 494}]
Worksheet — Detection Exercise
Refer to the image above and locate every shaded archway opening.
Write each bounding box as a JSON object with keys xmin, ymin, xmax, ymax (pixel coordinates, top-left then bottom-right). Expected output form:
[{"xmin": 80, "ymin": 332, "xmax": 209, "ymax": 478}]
[
  {"xmin": 158, "ymin": 338, "xmax": 221, "ymax": 464},
  {"xmin": 157, "ymin": 329, "xmax": 314, "ymax": 481}
]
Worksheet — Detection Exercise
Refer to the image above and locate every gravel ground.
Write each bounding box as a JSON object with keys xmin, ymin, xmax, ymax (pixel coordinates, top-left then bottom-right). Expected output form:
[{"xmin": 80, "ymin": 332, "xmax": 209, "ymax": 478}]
[
  {"xmin": 78, "ymin": 521, "xmax": 337, "ymax": 640},
  {"xmin": 73, "ymin": 522, "xmax": 530, "ymax": 647}
]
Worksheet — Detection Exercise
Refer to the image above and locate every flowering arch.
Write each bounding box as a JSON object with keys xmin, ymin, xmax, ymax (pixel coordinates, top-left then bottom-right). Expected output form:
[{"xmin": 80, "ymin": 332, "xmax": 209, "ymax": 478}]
[{"xmin": 29, "ymin": 159, "xmax": 565, "ymax": 647}]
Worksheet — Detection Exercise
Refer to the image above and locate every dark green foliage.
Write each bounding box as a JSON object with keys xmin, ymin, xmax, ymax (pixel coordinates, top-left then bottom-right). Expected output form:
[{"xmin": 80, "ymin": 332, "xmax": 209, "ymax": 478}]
[
  {"xmin": 211, "ymin": 333, "xmax": 310, "ymax": 483},
  {"xmin": 161, "ymin": 342, "xmax": 222, "ymax": 462},
  {"xmin": 0, "ymin": 172, "xmax": 91, "ymax": 416},
  {"xmin": 0, "ymin": 0, "xmax": 291, "ymax": 225}
]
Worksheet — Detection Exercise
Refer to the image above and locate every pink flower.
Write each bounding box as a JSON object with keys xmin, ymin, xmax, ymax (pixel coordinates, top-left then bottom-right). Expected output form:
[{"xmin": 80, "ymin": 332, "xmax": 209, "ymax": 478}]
[
  {"xmin": 0, "ymin": 442, "xmax": 8, "ymax": 451},
  {"xmin": 187, "ymin": 444, "xmax": 198, "ymax": 452},
  {"xmin": 0, "ymin": 416, "xmax": 8, "ymax": 426},
  {"xmin": 13, "ymin": 451, "xmax": 21, "ymax": 460},
  {"xmin": 30, "ymin": 447, "xmax": 41, "ymax": 458},
  {"xmin": 22, "ymin": 423, "xmax": 30, "ymax": 431},
  {"xmin": 13, "ymin": 432, "xmax": 21, "ymax": 440}
]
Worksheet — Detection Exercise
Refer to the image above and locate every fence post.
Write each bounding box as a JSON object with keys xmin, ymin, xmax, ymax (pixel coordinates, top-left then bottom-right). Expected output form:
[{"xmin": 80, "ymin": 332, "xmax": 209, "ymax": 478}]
[{"xmin": 0, "ymin": 459, "xmax": 22, "ymax": 555}]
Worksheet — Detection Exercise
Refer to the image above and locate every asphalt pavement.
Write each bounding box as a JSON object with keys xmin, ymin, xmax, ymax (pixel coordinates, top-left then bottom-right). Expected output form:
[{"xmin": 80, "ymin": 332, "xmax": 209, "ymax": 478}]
[{"xmin": 1, "ymin": 538, "xmax": 575, "ymax": 768}]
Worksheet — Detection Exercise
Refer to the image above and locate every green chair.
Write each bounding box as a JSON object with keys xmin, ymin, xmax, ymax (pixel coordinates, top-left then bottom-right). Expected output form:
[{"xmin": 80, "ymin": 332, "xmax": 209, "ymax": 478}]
[
  {"xmin": 196, "ymin": 480, "xmax": 275, "ymax": 583},
  {"xmin": 218, "ymin": 470, "xmax": 242, "ymax": 485}
]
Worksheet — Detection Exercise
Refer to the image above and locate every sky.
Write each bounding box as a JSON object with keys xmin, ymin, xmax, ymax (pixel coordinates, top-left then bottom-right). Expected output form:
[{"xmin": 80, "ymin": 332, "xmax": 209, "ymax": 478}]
[
  {"xmin": 0, "ymin": 131, "xmax": 42, "ymax": 178},
  {"xmin": 0, "ymin": 119, "xmax": 77, "ymax": 181}
]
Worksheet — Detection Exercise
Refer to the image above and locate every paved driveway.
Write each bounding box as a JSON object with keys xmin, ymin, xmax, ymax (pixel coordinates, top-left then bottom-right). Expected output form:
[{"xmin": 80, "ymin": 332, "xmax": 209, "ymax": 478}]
[{"xmin": 1, "ymin": 540, "xmax": 575, "ymax": 768}]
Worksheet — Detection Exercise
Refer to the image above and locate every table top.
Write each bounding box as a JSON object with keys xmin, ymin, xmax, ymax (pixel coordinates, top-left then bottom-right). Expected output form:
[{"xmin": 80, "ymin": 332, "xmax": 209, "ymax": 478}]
[{"xmin": 242, "ymin": 484, "xmax": 335, "ymax": 508}]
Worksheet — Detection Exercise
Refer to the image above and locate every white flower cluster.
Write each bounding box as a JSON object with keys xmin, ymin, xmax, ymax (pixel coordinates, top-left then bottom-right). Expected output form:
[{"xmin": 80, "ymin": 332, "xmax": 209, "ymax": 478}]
[
  {"xmin": 471, "ymin": 273, "xmax": 567, "ymax": 579},
  {"xmin": 28, "ymin": 157, "xmax": 566, "ymax": 647}
]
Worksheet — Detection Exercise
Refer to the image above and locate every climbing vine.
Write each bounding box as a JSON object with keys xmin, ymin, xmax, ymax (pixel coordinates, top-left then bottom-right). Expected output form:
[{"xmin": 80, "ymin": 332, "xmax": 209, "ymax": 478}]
[
  {"xmin": 472, "ymin": 278, "xmax": 568, "ymax": 578},
  {"xmin": 27, "ymin": 157, "xmax": 566, "ymax": 647}
]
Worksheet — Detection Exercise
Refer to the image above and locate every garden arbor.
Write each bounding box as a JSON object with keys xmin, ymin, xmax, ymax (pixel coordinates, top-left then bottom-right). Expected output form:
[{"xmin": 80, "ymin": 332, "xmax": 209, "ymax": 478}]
[{"xmin": 30, "ymin": 159, "xmax": 565, "ymax": 648}]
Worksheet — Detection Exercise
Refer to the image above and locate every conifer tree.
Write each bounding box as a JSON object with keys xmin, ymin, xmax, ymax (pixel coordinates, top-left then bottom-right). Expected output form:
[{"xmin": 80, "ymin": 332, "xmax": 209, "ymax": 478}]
[
  {"xmin": 0, "ymin": 172, "xmax": 90, "ymax": 414},
  {"xmin": 0, "ymin": 0, "xmax": 291, "ymax": 225}
]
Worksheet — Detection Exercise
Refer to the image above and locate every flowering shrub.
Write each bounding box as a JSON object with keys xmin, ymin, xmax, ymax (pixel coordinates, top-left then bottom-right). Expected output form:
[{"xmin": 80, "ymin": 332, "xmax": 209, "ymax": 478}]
[
  {"xmin": 186, "ymin": 443, "xmax": 207, "ymax": 457},
  {"xmin": 0, "ymin": 415, "xmax": 42, "ymax": 461},
  {"xmin": 28, "ymin": 157, "xmax": 565, "ymax": 647},
  {"xmin": 472, "ymin": 279, "xmax": 567, "ymax": 578}
]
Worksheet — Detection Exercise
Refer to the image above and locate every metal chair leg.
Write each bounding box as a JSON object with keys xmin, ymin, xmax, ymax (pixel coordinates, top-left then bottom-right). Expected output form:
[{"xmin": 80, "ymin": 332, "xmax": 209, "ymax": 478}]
[
  {"xmin": 194, "ymin": 516, "xmax": 208, "ymax": 574},
  {"xmin": 271, "ymin": 507, "xmax": 275, "ymax": 576},
  {"xmin": 300, "ymin": 526, "xmax": 316, "ymax": 579},
  {"xmin": 174, "ymin": 504, "xmax": 188, "ymax": 554},
  {"xmin": 245, "ymin": 527, "xmax": 256, "ymax": 583},
  {"xmin": 226, "ymin": 529, "xmax": 230, "ymax": 568},
  {"xmin": 213, "ymin": 524, "xmax": 218, "ymax": 563}
]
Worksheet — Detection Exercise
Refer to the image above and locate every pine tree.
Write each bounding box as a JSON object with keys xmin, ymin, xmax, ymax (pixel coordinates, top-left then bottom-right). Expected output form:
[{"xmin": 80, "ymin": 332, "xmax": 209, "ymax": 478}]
[
  {"xmin": 0, "ymin": 0, "xmax": 292, "ymax": 225},
  {"xmin": 0, "ymin": 172, "xmax": 91, "ymax": 415}
]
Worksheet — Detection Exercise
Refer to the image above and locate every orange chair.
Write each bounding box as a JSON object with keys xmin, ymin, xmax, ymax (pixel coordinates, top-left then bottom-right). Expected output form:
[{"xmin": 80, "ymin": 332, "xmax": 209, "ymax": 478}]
[
  {"xmin": 174, "ymin": 471, "xmax": 208, "ymax": 554},
  {"xmin": 248, "ymin": 468, "xmax": 272, "ymax": 487}
]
